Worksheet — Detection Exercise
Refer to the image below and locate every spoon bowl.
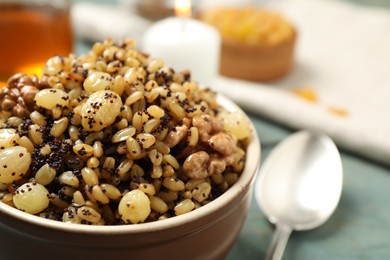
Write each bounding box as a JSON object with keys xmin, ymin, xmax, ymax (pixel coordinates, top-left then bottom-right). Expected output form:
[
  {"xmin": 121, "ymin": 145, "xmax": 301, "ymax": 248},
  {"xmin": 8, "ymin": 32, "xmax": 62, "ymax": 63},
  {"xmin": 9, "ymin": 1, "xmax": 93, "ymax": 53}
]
[{"xmin": 255, "ymin": 130, "xmax": 343, "ymax": 260}]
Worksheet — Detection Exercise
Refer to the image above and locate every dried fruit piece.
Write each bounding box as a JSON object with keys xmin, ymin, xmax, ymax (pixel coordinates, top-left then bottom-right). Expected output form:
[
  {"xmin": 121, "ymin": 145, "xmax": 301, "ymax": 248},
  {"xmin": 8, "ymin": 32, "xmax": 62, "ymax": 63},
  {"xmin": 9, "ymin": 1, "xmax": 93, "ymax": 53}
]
[
  {"xmin": 83, "ymin": 71, "xmax": 114, "ymax": 93},
  {"xmin": 118, "ymin": 189, "xmax": 151, "ymax": 224},
  {"xmin": 292, "ymin": 87, "xmax": 317, "ymax": 102},
  {"xmin": 78, "ymin": 90, "xmax": 122, "ymax": 132},
  {"xmin": 328, "ymin": 106, "xmax": 349, "ymax": 117},
  {"xmin": 218, "ymin": 110, "xmax": 251, "ymax": 140},
  {"xmin": 13, "ymin": 182, "xmax": 49, "ymax": 214},
  {"xmin": 34, "ymin": 88, "xmax": 69, "ymax": 110},
  {"xmin": 0, "ymin": 128, "xmax": 20, "ymax": 149},
  {"xmin": 0, "ymin": 146, "xmax": 31, "ymax": 184}
]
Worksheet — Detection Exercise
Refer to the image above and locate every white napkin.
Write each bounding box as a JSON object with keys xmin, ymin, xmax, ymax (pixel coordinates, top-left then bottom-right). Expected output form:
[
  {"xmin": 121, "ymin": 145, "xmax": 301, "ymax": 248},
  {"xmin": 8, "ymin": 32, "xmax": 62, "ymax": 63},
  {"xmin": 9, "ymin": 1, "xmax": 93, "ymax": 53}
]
[
  {"xmin": 71, "ymin": 2, "xmax": 151, "ymax": 44},
  {"xmin": 212, "ymin": 0, "xmax": 390, "ymax": 165}
]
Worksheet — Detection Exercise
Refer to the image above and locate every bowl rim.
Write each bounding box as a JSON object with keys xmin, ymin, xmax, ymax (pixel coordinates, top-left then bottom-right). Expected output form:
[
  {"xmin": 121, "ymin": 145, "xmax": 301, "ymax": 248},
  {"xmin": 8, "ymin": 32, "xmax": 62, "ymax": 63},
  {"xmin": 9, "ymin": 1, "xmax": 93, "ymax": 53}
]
[{"xmin": 0, "ymin": 93, "xmax": 261, "ymax": 235}]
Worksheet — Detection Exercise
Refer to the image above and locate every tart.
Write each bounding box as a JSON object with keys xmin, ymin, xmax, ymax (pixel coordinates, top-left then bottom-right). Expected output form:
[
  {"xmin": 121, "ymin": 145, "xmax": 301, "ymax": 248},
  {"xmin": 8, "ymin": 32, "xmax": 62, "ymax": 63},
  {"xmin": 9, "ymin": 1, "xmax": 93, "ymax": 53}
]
[{"xmin": 200, "ymin": 7, "xmax": 296, "ymax": 81}]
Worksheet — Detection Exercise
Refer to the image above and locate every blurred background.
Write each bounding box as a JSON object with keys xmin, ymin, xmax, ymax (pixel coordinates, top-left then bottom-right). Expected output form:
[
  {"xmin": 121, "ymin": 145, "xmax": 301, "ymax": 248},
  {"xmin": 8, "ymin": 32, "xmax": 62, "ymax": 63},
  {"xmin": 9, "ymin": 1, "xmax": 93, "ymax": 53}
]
[
  {"xmin": 2, "ymin": 0, "xmax": 390, "ymax": 83},
  {"xmin": 1, "ymin": 0, "xmax": 389, "ymax": 80},
  {"xmin": 1, "ymin": 0, "xmax": 390, "ymax": 259}
]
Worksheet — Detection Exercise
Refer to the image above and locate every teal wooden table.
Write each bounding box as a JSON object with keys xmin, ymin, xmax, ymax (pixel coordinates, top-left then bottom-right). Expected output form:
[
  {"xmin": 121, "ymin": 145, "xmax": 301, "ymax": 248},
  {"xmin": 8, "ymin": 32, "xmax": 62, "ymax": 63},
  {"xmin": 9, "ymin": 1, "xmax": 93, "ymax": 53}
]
[{"xmin": 227, "ymin": 115, "xmax": 390, "ymax": 259}]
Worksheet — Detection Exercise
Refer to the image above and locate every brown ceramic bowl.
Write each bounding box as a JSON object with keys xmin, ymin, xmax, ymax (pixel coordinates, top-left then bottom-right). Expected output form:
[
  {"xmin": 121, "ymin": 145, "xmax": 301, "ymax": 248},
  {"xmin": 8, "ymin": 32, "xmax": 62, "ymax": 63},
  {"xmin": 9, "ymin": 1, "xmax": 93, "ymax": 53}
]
[
  {"xmin": 0, "ymin": 94, "xmax": 261, "ymax": 260},
  {"xmin": 220, "ymin": 31, "xmax": 296, "ymax": 81}
]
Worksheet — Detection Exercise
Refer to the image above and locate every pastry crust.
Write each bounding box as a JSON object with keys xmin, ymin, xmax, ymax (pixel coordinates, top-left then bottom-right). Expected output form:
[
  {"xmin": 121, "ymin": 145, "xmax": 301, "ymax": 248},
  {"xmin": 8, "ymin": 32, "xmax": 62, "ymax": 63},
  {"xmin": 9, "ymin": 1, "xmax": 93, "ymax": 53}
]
[{"xmin": 220, "ymin": 30, "xmax": 296, "ymax": 81}]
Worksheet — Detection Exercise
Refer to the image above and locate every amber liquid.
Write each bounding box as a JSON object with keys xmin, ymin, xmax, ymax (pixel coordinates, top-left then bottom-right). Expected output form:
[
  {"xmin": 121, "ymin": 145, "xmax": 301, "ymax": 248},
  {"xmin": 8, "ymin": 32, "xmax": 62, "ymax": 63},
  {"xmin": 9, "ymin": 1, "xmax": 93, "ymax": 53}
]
[{"xmin": 0, "ymin": 3, "xmax": 73, "ymax": 82}]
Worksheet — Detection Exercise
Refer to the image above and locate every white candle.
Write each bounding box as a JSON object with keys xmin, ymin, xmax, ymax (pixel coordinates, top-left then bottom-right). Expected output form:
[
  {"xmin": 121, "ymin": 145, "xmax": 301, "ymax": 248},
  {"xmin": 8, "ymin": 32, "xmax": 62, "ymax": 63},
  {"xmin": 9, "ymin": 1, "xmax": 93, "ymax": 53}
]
[{"xmin": 142, "ymin": 17, "xmax": 221, "ymax": 86}]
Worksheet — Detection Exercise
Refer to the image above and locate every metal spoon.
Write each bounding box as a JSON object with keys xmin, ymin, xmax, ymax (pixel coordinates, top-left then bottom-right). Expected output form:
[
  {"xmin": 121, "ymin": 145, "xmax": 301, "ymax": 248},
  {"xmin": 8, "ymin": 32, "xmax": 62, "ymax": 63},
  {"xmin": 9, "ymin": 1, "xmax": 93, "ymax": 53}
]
[{"xmin": 255, "ymin": 130, "xmax": 343, "ymax": 260}]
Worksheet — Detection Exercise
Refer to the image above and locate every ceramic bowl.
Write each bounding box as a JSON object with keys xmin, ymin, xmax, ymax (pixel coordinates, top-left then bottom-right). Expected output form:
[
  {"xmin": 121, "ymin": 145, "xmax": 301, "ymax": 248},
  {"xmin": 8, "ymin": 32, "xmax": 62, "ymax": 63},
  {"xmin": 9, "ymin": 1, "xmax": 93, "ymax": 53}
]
[{"xmin": 0, "ymin": 94, "xmax": 261, "ymax": 260}]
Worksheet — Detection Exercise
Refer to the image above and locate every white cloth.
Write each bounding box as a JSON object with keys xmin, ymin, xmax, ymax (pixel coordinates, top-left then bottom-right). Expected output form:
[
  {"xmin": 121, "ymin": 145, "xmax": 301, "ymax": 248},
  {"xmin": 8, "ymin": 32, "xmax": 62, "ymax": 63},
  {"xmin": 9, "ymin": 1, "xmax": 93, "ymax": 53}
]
[
  {"xmin": 212, "ymin": 0, "xmax": 390, "ymax": 165},
  {"xmin": 71, "ymin": 2, "xmax": 151, "ymax": 44}
]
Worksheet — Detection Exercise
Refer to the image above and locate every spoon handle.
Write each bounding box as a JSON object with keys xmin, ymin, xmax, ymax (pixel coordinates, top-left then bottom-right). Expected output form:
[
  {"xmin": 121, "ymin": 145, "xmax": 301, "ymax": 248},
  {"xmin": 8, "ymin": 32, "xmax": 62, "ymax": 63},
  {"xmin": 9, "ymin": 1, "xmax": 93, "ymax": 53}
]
[{"xmin": 265, "ymin": 224, "xmax": 293, "ymax": 260}]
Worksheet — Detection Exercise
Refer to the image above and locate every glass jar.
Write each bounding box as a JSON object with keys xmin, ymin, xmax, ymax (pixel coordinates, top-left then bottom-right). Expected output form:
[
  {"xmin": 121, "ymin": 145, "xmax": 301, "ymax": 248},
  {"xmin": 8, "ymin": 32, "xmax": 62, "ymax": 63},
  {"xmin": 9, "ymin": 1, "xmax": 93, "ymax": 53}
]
[{"xmin": 0, "ymin": 0, "xmax": 73, "ymax": 83}]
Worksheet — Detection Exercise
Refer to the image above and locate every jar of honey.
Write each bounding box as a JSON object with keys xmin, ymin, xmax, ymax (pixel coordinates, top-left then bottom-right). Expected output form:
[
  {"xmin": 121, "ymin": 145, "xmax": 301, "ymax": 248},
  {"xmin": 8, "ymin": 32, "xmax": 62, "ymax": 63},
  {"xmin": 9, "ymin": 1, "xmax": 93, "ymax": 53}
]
[{"xmin": 0, "ymin": 0, "xmax": 73, "ymax": 83}]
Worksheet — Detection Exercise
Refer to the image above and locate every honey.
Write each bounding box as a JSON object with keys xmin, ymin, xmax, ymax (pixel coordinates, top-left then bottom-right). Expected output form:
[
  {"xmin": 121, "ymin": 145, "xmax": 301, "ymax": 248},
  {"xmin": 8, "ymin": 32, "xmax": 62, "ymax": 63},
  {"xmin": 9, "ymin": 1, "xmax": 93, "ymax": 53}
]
[{"xmin": 0, "ymin": 2, "xmax": 73, "ymax": 81}]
